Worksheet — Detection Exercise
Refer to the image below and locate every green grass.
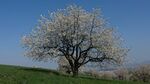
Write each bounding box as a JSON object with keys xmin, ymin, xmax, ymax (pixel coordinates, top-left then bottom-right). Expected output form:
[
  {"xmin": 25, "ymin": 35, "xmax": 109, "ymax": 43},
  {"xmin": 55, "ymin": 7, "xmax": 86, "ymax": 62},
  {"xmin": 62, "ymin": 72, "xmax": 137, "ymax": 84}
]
[{"xmin": 0, "ymin": 64, "xmax": 148, "ymax": 84}]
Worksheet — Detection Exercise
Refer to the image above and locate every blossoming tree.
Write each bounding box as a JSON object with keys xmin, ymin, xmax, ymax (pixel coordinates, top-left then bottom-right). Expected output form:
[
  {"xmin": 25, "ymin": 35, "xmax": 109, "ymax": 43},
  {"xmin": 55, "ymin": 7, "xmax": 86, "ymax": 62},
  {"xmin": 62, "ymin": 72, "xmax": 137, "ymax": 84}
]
[{"xmin": 22, "ymin": 5, "xmax": 128, "ymax": 76}]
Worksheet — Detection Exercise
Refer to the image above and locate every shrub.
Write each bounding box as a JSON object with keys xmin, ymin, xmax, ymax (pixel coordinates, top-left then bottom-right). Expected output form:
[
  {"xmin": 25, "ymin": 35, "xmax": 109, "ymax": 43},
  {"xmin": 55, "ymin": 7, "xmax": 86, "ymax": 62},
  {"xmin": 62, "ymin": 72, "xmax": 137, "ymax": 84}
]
[
  {"xmin": 100, "ymin": 71, "xmax": 116, "ymax": 80},
  {"xmin": 88, "ymin": 69, "xmax": 101, "ymax": 78}
]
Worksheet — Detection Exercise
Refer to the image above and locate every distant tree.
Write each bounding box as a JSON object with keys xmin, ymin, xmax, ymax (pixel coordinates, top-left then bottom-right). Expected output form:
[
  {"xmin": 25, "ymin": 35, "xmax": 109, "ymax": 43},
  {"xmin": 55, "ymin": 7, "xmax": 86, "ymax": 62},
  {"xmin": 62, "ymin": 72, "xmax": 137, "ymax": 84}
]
[
  {"xmin": 22, "ymin": 5, "xmax": 128, "ymax": 76},
  {"xmin": 131, "ymin": 64, "xmax": 150, "ymax": 82},
  {"xmin": 114, "ymin": 67, "xmax": 130, "ymax": 80}
]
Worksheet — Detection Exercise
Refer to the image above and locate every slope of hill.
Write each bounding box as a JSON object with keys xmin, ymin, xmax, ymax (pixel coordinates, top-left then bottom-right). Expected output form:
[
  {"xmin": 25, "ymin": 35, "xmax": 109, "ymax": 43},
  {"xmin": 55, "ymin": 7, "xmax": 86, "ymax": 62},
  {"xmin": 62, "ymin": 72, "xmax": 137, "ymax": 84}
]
[{"xmin": 0, "ymin": 64, "xmax": 148, "ymax": 84}]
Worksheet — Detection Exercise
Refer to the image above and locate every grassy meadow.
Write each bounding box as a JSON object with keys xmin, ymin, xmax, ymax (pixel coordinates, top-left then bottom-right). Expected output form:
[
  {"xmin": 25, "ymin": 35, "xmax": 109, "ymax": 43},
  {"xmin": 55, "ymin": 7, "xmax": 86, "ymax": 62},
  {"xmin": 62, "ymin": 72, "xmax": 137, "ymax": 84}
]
[{"xmin": 0, "ymin": 64, "xmax": 149, "ymax": 84}]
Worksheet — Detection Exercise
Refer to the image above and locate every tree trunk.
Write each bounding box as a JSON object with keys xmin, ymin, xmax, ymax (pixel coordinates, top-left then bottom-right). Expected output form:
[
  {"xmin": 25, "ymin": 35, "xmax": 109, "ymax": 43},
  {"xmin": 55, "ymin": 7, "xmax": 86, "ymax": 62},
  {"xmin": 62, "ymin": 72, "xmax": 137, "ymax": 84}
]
[
  {"xmin": 71, "ymin": 66, "xmax": 79, "ymax": 77},
  {"xmin": 72, "ymin": 67, "xmax": 79, "ymax": 77}
]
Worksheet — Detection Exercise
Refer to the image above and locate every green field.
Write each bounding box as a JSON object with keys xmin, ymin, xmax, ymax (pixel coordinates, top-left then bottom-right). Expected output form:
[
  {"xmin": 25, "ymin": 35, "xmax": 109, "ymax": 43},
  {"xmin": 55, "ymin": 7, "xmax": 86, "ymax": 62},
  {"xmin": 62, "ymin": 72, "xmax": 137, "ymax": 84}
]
[{"xmin": 0, "ymin": 64, "xmax": 148, "ymax": 84}]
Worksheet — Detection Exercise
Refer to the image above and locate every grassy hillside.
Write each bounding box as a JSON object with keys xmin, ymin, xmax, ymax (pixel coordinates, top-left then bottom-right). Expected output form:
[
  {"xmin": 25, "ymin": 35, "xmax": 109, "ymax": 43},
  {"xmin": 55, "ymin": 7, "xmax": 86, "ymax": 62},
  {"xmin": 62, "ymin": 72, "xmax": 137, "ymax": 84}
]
[{"xmin": 0, "ymin": 64, "xmax": 148, "ymax": 84}]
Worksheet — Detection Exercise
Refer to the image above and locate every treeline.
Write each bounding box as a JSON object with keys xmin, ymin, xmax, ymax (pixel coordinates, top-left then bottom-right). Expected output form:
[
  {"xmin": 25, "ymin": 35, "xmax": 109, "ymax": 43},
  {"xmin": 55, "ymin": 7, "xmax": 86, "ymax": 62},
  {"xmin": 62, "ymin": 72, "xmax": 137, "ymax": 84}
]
[{"xmin": 58, "ymin": 63, "xmax": 150, "ymax": 82}]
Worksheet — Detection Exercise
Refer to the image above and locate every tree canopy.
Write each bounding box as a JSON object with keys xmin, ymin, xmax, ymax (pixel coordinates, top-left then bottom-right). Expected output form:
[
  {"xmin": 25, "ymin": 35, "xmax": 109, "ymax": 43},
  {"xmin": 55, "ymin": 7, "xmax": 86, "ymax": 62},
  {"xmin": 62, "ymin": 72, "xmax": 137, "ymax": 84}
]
[{"xmin": 22, "ymin": 5, "xmax": 128, "ymax": 76}]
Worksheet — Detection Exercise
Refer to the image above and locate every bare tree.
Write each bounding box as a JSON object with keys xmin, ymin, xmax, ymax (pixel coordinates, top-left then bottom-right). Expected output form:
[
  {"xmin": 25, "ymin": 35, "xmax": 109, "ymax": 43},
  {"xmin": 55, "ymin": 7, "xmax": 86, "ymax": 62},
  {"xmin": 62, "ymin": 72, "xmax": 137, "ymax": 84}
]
[{"xmin": 22, "ymin": 5, "xmax": 128, "ymax": 76}]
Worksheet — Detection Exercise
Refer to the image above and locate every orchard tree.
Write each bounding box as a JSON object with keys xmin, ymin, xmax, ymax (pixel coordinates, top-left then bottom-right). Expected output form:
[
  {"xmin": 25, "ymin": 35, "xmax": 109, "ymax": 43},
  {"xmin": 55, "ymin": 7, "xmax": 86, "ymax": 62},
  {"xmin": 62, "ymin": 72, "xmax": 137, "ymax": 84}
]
[{"xmin": 22, "ymin": 5, "xmax": 128, "ymax": 76}]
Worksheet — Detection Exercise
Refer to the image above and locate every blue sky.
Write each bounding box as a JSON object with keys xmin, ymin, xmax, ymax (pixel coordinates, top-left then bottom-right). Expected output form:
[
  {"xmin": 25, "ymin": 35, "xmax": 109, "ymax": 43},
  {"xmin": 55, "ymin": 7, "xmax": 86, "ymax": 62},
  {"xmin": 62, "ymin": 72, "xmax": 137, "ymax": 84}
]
[{"xmin": 0, "ymin": 0, "xmax": 150, "ymax": 69}]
